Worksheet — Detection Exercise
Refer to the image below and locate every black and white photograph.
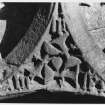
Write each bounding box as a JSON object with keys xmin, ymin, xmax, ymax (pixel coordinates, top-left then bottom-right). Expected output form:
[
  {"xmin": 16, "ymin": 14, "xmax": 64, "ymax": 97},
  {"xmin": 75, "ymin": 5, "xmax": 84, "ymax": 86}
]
[{"xmin": 0, "ymin": 1, "xmax": 105, "ymax": 103}]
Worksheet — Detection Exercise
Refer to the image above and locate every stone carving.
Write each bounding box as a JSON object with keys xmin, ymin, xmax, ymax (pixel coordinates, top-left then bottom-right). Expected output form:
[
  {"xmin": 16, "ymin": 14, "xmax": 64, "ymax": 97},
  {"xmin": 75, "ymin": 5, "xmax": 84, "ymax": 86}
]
[{"xmin": 0, "ymin": 2, "xmax": 105, "ymax": 101}]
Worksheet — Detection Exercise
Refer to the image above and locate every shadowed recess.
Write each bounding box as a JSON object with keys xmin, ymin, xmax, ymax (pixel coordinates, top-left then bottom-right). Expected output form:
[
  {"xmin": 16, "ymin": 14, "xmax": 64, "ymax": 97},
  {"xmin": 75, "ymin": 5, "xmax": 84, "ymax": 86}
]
[{"xmin": 0, "ymin": 3, "xmax": 54, "ymax": 66}]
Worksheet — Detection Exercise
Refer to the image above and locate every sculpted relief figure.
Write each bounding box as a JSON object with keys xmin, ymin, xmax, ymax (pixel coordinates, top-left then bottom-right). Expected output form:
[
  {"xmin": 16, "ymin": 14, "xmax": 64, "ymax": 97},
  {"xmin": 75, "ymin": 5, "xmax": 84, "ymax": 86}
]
[{"xmin": 0, "ymin": 1, "xmax": 105, "ymax": 102}]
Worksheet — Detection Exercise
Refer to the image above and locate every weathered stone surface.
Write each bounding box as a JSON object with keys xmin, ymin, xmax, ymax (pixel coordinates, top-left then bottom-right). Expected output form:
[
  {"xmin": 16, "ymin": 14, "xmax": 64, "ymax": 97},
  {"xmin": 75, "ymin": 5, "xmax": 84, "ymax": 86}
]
[
  {"xmin": 43, "ymin": 64, "xmax": 54, "ymax": 84},
  {"xmin": 65, "ymin": 56, "xmax": 81, "ymax": 68},
  {"xmin": 90, "ymin": 28, "xmax": 105, "ymax": 49},
  {"xmin": 43, "ymin": 41, "xmax": 61, "ymax": 56},
  {"xmin": 80, "ymin": 4, "xmax": 101, "ymax": 31},
  {"xmin": 64, "ymin": 2, "xmax": 105, "ymax": 82},
  {"xmin": 51, "ymin": 57, "xmax": 63, "ymax": 71},
  {"xmin": 3, "ymin": 4, "xmax": 54, "ymax": 66},
  {"xmin": 0, "ymin": 2, "xmax": 105, "ymax": 99},
  {"xmin": 51, "ymin": 33, "xmax": 69, "ymax": 57},
  {"xmin": 62, "ymin": 69, "xmax": 76, "ymax": 81}
]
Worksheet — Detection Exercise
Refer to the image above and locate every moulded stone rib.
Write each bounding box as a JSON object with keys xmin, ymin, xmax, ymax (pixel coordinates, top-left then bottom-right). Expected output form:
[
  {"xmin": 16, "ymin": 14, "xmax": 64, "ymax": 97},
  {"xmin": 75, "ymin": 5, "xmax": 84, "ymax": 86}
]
[
  {"xmin": 83, "ymin": 72, "xmax": 88, "ymax": 91},
  {"xmin": 56, "ymin": 18, "xmax": 64, "ymax": 36},
  {"xmin": 49, "ymin": 2, "xmax": 59, "ymax": 34},
  {"xmin": 50, "ymin": 17, "xmax": 57, "ymax": 34}
]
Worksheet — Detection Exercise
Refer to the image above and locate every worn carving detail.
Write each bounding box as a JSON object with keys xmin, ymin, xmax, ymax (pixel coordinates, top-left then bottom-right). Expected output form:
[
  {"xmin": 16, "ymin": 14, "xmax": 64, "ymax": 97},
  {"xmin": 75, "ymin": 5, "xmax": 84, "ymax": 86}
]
[{"xmin": 0, "ymin": 2, "xmax": 105, "ymax": 100}]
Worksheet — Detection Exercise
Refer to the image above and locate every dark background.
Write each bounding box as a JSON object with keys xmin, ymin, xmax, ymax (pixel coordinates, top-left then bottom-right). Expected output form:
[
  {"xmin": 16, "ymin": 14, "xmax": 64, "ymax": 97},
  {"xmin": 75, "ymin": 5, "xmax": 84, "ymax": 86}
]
[
  {"xmin": 0, "ymin": 90, "xmax": 105, "ymax": 103},
  {"xmin": 0, "ymin": 3, "xmax": 51, "ymax": 58}
]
